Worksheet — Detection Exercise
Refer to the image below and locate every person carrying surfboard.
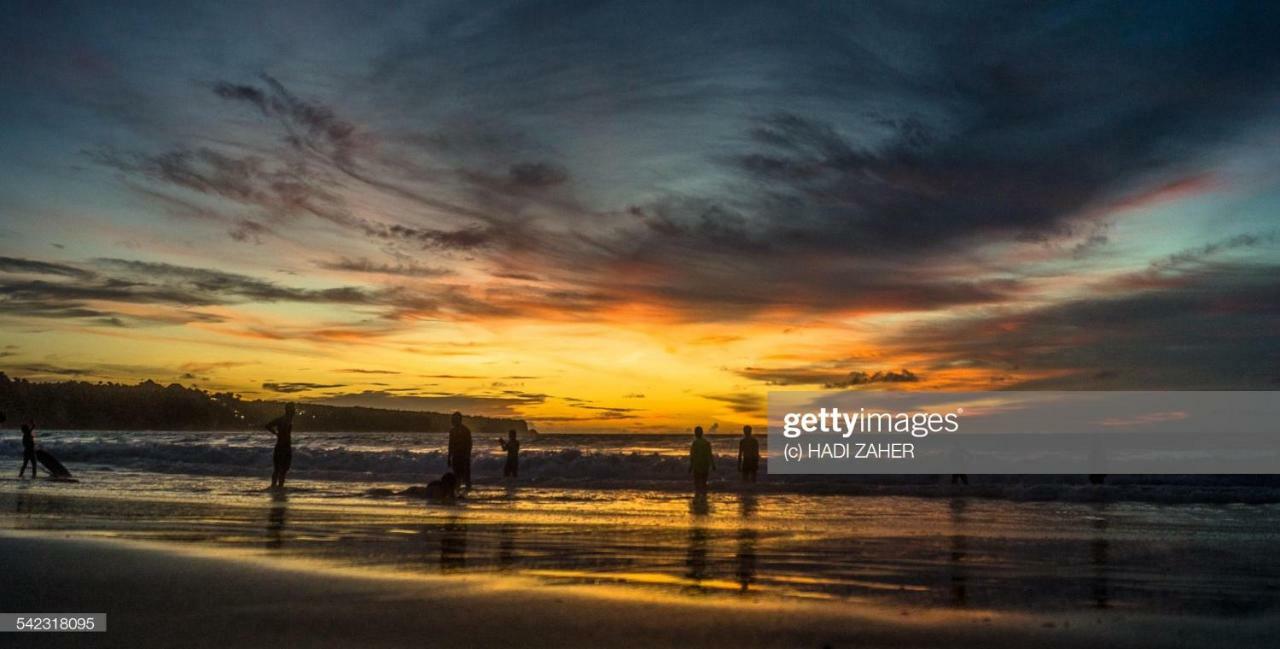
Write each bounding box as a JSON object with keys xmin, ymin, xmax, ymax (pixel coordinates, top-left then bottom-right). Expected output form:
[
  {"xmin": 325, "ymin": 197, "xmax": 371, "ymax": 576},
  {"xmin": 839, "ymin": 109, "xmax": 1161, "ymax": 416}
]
[
  {"xmin": 265, "ymin": 404, "xmax": 296, "ymax": 489},
  {"xmin": 19, "ymin": 420, "xmax": 42, "ymax": 479}
]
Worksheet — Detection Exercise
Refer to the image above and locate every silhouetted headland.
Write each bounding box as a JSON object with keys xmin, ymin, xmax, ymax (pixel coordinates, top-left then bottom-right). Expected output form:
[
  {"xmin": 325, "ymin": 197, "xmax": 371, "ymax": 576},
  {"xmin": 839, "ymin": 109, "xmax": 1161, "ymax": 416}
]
[{"xmin": 0, "ymin": 372, "xmax": 526, "ymax": 434}]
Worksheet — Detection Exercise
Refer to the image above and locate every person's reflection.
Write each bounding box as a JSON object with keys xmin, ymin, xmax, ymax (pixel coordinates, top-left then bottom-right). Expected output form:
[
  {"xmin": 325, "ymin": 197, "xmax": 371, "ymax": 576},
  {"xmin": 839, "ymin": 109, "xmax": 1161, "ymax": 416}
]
[
  {"xmin": 948, "ymin": 497, "xmax": 968, "ymax": 607},
  {"xmin": 738, "ymin": 492, "xmax": 758, "ymax": 519},
  {"xmin": 14, "ymin": 489, "xmax": 32, "ymax": 515},
  {"xmin": 685, "ymin": 525, "xmax": 709, "ymax": 585},
  {"xmin": 498, "ymin": 522, "xmax": 517, "ymax": 571},
  {"xmin": 1090, "ymin": 502, "xmax": 1110, "ymax": 609},
  {"xmin": 440, "ymin": 516, "xmax": 467, "ymax": 572},
  {"xmin": 735, "ymin": 527, "xmax": 758, "ymax": 593},
  {"xmin": 265, "ymin": 491, "xmax": 288, "ymax": 549},
  {"xmin": 690, "ymin": 492, "xmax": 710, "ymax": 517}
]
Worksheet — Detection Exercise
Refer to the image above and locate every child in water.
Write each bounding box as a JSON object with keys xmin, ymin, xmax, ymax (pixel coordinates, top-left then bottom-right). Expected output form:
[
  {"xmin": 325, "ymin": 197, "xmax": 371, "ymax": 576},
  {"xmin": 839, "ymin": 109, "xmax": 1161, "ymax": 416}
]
[{"xmin": 498, "ymin": 429, "xmax": 520, "ymax": 478}]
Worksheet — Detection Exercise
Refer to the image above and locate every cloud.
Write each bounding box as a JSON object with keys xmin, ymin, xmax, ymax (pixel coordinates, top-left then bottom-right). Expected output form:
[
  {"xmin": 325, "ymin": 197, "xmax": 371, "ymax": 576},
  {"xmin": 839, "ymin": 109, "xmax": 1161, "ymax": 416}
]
[
  {"xmin": 316, "ymin": 257, "xmax": 451, "ymax": 278},
  {"xmin": 736, "ymin": 365, "xmax": 919, "ymax": 387},
  {"xmin": 0, "ymin": 257, "xmax": 95, "ymax": 280},
  {"xmin": 180, "ymin": 361, "xmax": 249, "ymax": 374},
  {"xmin": 885, "ymin": 263, "xmax": 1280, "ymax": 388},
  {"xmin": 262, "ymin": 381, "xmax": 346, "ymax": 393},
  {"xmin": 824, "ymin": 369, "xmax": 919, "ymax": 388},
  {"xmin": 702, "ymin": 392, "xmax": 765, "ymax": 414},
  {"xmin": 313, "ymin": 389, "xmax": 545, "ymax": 417}
]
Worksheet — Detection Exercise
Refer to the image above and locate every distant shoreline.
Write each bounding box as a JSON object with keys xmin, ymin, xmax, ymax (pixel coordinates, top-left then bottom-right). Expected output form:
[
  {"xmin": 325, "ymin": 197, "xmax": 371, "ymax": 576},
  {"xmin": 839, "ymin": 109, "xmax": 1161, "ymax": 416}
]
[{"xmin": 0, "ymin": 372, "xmax": 527, "ymax": 434}]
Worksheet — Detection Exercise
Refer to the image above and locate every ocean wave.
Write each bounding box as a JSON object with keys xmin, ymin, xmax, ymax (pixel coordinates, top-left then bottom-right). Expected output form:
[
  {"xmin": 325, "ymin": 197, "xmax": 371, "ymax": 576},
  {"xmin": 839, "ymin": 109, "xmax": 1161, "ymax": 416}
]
[{"xmin": 4, "ymin": 439, "xmax": 1280, "ymax": 503}]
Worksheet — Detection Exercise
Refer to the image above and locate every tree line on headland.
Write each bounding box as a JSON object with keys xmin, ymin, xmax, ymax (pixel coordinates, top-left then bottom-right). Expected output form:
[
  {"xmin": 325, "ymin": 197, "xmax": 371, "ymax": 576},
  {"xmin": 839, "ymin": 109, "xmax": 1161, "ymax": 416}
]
[{"xmin": 0, "ymin": 372, "xmax": 527, "ymax": 434}]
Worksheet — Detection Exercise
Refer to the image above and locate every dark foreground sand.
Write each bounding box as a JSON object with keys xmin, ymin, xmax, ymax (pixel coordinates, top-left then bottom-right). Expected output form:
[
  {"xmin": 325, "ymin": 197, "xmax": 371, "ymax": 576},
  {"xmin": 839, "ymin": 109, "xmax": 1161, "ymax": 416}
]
[{"xmin": 1, "ymin": 532, "xmax": 1274, "ymax": 649}]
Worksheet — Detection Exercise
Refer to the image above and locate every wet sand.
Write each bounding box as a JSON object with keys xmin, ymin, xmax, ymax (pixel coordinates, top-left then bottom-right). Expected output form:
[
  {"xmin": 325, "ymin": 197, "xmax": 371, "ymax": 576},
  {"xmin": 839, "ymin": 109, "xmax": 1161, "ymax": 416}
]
[{"xmin": 3, "ymin": 532, "xmax": 1274, "ymax": 649}]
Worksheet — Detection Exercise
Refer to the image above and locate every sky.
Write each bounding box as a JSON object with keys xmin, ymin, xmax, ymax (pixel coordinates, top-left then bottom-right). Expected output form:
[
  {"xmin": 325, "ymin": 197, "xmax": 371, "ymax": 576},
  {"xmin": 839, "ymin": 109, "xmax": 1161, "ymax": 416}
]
[{"xmin": 1, "ymin": 1, "xmax": 1279, "ymax": 432}]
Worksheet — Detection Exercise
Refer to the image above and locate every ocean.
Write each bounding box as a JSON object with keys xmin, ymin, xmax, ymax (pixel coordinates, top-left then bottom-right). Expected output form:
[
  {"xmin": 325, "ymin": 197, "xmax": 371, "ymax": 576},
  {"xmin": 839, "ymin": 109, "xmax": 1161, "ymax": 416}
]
[{"xmin": 3, "ymin": 429, "xmax": 1280, "ymax": 618}]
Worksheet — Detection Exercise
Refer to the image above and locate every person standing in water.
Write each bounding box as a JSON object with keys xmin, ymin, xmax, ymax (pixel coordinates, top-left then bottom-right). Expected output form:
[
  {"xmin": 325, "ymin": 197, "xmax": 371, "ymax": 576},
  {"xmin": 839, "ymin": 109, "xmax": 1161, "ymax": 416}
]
[
  {"xmin": 265, "ymin": 403, "xmax": 296, "ymax": 489},
  {"xmin": 737, "ymin": 425, "xmax": 759, "ymax": 483},
  {"xmin": 498, "ymin": 429, "xmax": 520, "ymax": 478},
  {"xmin": 447, "ymin": 411, "xmax": 473, "ymax": 491},
  {"xmin": 689, "ymin": 426, "xmax": 716, "ymax": 493},
  {"xmin": 18, "ymin": 419, "xmax": 41, "ymax": 479}
]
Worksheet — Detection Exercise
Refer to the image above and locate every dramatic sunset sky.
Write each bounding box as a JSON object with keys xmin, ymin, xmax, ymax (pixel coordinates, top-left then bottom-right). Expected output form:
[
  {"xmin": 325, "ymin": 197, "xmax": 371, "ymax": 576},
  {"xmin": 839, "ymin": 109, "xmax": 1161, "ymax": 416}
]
[{"xmin": 2, "ymin": 1, "xmax": 1279, "ymax": 431}]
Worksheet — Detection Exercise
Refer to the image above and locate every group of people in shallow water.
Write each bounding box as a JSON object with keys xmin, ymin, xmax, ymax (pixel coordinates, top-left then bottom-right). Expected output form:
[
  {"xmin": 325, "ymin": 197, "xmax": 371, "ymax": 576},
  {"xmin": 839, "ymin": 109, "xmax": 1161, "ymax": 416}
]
[
  {"xmin": 260, "ymin": 406, "xmax": 521, "ymax": 499},
  {"xmin": 257, "ymin": 403, "xmax": 759, "ymax": 498},
  {"xmin": 12, "ymin": 404, "xmax": 1100, "ymax": 491},
  {"xmin": 6, "ymin": 403, "xmax": 762, "ymax": 493},
  {"xmin": 688, "ymin": 424, "xmax": 761, "ymax": 493}
]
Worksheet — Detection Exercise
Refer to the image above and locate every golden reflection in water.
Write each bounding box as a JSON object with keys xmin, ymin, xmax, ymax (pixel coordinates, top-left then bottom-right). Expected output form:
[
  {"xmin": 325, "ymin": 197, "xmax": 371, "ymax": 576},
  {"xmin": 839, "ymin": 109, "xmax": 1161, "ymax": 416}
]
[{"xmin": 265, "ymin": 491, "xmax": 287, "ymax": 550}]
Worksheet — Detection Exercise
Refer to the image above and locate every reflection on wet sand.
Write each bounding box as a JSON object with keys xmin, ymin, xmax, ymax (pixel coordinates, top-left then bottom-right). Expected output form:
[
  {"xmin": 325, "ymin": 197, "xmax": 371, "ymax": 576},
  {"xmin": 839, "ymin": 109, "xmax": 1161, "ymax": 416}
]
[
  {"xmin": 265, "ymin": 491, "xmax": 287, "ymax": 550},
  {"xmin": 948, "ymin": 497, "xmax": 968, "ymax": 607},
  {"xmin": 1091, "ymin": 502, "xmax": 1110, "ymax": 610},
  {"xmin": 14, "ymin": 489, "xmax": 32, "ymax": 515},
  {"xmin": 498, "ymin": 522, "xmax": 517, "ymax": 571},
  {"xmin": 3, "ymin": 487, "xmax": 1279, "ymax": 619},
  {"xmin": 690, "ymin": 493, "xmax": 710, "ymax": 517},
  {"xmin": 685, "ymin": 525, "xmax": 709, "ymax": 586},
  {"xmin": 735, "ymin": 528, "xmax": 757, "ymax": 593},
  {"xmin": 440, "ymin": 516, "xmax": 467, "ymax": 572}
]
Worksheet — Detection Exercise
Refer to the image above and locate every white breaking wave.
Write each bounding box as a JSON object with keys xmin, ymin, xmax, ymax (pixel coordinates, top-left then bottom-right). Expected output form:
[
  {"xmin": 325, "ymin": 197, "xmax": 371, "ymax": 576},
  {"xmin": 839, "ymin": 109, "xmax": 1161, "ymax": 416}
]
[{"xmin": 4, "ymin": 435, "xmax": 1280, "ymax": 503}]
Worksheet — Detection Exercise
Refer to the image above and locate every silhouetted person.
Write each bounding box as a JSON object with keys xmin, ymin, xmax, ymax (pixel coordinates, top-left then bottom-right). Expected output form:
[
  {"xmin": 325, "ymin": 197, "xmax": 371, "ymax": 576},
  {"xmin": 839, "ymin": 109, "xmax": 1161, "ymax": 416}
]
[
  {"xmin": 425, "ymin": 471, "xmax": 458, "ymax": 503},
  {"xmin": 498, "ymin": 429, "xmax": 520, "ymax": 478},
  {"xmin": 18, "ymin": 420, "xmax": 40, "ymax": 478},
  {"xmin": 951, "ymin": 473, "xmax": 968, "ymax": 485},
  {"xmin": 447, "ymin": 412, "xmax": 472, "ymax": 490},
  {"xmin": 689, "ymin": 426, "xmax": 715, "ymax": 493},
  {"xmin": 737, "ymin": 425, "xmax": 759, "ymax": 483},
  {"xmin": 265, "ymin": 403, "xmax": 296, "ymax": 489}
]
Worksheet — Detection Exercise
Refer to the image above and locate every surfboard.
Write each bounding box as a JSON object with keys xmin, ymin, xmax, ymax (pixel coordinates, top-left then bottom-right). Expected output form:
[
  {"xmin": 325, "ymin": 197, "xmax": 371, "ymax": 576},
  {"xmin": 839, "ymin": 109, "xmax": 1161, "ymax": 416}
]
[{"xmin": 35, "ymin": 449, "xmax": 72, "ymax": 479}]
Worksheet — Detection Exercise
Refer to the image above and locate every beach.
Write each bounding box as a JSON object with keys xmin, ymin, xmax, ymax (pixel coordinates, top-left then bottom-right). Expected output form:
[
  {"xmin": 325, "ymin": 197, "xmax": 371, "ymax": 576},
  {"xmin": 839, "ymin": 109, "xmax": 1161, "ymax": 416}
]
[
  {"xmin": 3, "ymin": 444, "xmax": 1280, "ymax": 648},
  {"xmin": 4, "ymin": 531, "xmax": 1276, "ymax": 649}
]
